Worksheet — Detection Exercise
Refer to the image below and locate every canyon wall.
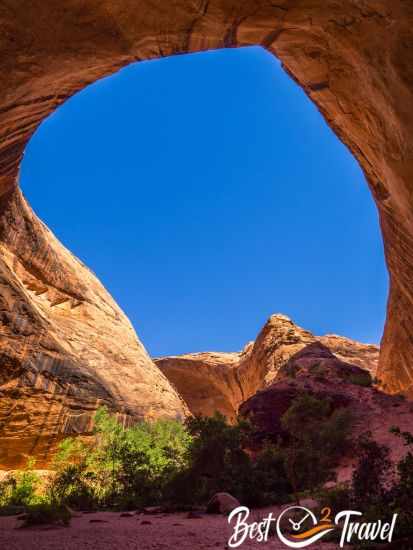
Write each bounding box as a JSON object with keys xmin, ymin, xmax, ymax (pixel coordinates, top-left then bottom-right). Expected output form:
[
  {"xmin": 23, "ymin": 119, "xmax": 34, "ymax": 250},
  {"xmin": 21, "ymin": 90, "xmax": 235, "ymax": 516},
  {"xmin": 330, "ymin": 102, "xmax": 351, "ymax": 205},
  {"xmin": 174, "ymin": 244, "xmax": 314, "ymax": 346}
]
[
  {"xmin": 0, "ymin": 187, "xmax": 188, "ymax": 468},
  {"xmin": 1, "ymin": 0, "xmax": 413, "ymax": 465}
]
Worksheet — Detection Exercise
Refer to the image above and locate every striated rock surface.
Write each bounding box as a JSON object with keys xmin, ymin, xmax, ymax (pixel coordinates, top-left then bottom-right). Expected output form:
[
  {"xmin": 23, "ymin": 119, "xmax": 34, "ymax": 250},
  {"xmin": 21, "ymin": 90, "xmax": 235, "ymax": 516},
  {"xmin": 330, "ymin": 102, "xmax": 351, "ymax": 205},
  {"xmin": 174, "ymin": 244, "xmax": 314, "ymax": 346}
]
[
  {"xmin": 239, "ymin": 342, "xmax": 413, "ymax": 480},
  {"xmin": 156, "ymin": 314, "xmax": 379, "ymax": 419},
  {"xmin": 0, "ymin": 188, "xmax": 188, "ymax": 469}
]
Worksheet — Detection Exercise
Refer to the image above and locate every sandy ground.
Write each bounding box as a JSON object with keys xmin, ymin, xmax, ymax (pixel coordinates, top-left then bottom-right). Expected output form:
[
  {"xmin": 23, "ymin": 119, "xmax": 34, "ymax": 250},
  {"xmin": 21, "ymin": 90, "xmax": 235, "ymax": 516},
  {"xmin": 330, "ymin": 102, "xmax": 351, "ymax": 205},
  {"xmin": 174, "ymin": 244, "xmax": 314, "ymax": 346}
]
[{"xmin": 0, "ymin": 509, "xmax": 345, "ymax": 550}]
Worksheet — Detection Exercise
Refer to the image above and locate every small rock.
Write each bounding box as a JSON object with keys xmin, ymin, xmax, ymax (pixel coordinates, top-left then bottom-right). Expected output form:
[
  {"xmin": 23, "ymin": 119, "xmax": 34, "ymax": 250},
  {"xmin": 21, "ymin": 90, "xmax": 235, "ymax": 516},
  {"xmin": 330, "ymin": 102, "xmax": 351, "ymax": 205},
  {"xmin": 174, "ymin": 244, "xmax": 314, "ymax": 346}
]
[
  {"xmin": 141, "ymin": 520, "xmax": 152, "ymax": 525},
  {"xmin": 206, "ymin": 493, "xmax": 240, "ymax": 515},
  {"xmin": 120, "ymin": 512, "xmax": 134, "ymax": 518}
]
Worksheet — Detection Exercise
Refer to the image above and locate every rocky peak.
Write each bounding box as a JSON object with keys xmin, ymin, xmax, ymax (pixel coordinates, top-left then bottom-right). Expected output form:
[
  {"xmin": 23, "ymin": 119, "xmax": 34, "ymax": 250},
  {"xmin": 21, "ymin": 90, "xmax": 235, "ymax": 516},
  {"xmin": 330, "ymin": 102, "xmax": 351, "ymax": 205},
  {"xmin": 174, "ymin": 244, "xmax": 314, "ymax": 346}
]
[{"xmin": 156, "ymin": 314, "xmax": 379, "ymax": 420}]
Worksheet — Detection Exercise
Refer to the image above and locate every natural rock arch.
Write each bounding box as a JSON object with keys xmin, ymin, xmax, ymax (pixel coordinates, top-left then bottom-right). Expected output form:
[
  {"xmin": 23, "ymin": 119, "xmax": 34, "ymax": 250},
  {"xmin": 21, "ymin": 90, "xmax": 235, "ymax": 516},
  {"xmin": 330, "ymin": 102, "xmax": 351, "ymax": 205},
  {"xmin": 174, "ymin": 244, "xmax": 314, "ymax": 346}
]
[{"xmin": 0, "ymin": 0, "xmax": 412, "ymax": 467}]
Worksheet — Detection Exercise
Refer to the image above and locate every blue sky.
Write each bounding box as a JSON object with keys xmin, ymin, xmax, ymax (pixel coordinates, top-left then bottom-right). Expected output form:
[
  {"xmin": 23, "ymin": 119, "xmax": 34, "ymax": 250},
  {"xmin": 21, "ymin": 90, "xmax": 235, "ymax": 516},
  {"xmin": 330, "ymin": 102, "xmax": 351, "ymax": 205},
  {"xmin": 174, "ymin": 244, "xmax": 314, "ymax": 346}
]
[{"xmin": 21, "ymin": 46, "xmax": 388, "ymax": 356}]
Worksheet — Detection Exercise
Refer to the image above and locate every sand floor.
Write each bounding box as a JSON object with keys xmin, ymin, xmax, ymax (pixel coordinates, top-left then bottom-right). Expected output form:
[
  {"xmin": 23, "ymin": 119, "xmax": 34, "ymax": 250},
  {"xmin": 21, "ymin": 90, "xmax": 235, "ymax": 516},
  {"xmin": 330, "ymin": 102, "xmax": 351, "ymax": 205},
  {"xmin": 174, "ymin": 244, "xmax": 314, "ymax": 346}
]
[{"xmin": 0, "ymin": 509, "xmax": 347, "ymax": 550}]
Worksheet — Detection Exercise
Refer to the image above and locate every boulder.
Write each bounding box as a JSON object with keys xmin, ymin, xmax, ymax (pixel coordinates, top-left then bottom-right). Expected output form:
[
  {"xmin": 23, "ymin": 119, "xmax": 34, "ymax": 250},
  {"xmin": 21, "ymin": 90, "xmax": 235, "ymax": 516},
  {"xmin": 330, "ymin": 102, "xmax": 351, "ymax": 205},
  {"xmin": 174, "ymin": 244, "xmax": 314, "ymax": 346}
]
[{"xmin": 206, "ymin": 493, "xmax": 240, "ymax": 515}]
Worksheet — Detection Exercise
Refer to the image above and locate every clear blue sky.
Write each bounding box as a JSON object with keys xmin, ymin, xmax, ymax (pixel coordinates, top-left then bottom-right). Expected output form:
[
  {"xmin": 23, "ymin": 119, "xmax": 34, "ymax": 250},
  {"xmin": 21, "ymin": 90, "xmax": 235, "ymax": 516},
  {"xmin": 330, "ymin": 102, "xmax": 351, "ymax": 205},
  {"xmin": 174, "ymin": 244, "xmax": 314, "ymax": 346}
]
[{"xmin": 21, "ymin": 46, "xmax": 388, "ymax": 356}]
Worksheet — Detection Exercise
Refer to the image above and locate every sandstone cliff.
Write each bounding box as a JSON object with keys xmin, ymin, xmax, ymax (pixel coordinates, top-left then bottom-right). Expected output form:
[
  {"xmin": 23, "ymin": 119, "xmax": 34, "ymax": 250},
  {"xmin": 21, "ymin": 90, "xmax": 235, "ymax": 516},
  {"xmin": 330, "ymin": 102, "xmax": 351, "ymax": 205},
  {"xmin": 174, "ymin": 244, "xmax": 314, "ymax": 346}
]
[
  {"xmin": 156, "ymin": 314, "xmax": 379, "ymax": 420},
  {"xmin": 0, "ymin": 188, "xmax": 188, "ymax": 469}
]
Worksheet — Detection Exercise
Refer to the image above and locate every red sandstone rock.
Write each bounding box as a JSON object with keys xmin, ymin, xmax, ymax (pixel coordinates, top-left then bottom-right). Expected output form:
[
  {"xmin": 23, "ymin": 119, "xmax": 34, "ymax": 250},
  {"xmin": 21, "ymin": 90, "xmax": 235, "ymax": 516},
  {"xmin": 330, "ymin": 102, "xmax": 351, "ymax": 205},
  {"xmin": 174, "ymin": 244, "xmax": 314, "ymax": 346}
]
[
  {"xmin": 156, "ymin": 314, "xmax": 378, "ymax": 419},
  {"xmin": 239, "ymin": 342, "xmax": 413, "ymax": 480},
  {"xmin": 0, "ymin": 188, "xmax": 188, "ymax": 469}
]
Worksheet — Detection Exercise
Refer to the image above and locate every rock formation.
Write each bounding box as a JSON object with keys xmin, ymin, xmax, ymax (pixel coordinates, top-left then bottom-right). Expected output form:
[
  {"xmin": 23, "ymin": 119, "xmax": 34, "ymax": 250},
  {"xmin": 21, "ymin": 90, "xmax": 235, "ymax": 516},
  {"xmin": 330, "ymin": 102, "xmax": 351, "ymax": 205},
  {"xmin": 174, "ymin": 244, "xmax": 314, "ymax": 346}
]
[
  {"xmin": 156, "ymin": 314, "xmax": 379, "ymax": 419},
  {"xmin": 239, "ymin": 342, "xmax": 413, "ymax": 480},
  {"xmin": 155, "ymin": 350, "xmax": 249, "ymax": 422},
  {"xmin": 0, "ymin": 188, "xmax": 188, "ymax": 469},
  {"xmin": 1, "ymin": 1, "xmax": 413, "ymax": 464}
]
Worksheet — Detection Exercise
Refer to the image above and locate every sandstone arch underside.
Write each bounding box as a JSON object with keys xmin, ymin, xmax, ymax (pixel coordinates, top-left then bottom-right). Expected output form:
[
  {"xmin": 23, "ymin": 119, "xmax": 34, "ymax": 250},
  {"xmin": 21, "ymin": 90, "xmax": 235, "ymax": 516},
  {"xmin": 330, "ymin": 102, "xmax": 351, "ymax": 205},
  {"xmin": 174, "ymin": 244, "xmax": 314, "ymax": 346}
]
[{"xmin": 0, "ymin": 0, "xmax": 412, "ymax": 467}]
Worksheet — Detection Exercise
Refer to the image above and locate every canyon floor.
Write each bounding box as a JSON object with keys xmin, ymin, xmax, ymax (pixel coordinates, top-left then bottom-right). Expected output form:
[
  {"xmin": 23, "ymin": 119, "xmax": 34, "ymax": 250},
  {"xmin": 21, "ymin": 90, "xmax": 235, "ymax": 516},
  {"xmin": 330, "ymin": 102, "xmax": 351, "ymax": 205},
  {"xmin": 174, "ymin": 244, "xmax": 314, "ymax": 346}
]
[{"xmin": 0, "ymin": 509, "xmax": 345, "ymax": 550}]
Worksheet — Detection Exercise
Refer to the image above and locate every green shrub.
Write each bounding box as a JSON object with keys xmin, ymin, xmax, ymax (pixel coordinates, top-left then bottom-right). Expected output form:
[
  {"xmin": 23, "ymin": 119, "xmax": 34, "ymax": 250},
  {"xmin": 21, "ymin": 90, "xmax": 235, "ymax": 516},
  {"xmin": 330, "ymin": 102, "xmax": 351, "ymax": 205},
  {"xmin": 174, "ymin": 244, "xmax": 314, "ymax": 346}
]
[
  {"xmin": 165, "ymin": 413, "xmax": 291, "ymax": 508},
  {"xmin": 0, "ymin": 458, "xmax": 41, "ymax": 507},
  {"xmin": 49, "ymin": 407, "xmax": 193, "ymax": 510},
  {"xmin": 281, "ymin": 394, "xmax": 353, "ymax": 498},
  {"xmin": 348, "ymin": 373, "xmax": 373, "ymax": 387},
  {"xmin": 247, "ymin": 445, "xmax": 291, "ymax": 506},
  {"xmin": 352, "ymin": 432, "xmax": 392, "ymax": 508},
  {"xmin": 20, "ymin": 503, "xmax": 71, "ymax": 527},
  {"xmin": 174, "ymin": 412, "xmax": 252, "ymax": 505}
]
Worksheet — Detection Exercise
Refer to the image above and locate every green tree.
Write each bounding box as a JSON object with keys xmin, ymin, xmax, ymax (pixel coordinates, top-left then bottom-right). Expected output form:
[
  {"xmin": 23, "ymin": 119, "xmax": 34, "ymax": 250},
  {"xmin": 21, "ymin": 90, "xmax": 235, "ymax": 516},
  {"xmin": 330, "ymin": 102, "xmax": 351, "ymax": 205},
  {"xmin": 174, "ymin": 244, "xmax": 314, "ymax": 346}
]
[
  {"xmin": 281, "ymin": 394, "xmax": 353, "ymax": 499},
  {"xmin": 352, "ymin": 432, "xmax": 392, "ymax": 508}
]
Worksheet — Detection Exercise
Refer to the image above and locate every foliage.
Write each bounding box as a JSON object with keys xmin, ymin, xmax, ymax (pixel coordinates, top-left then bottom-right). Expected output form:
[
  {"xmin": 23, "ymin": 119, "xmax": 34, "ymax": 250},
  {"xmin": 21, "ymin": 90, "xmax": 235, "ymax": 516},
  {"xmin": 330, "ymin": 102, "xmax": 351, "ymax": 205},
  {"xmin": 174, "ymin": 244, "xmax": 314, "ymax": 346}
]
[
  {"xmin": 44, "ymin": 400, "xmax": 352, "ymax": 510},
  {"xmin": 0, "ymin": 458, "xmax": 41, "ymax": 507},
  {"xmin": 182, "ymin": 413, "xmax": 251, "ymax": 501},
  {"xmin": 20, "ymin": 503, "xmax": 71, "ymax": 527},
  {"xmin": 281, "ymin": 394, "xmax": 353, "ymax": 497},
  {"xmin": 48, "ymin": 407, "xmax": 192, "ymax": 510},
  {"xmin": 281, "ymin": 363, "xmax": 299, "ymax": 379},
  {"xmin": 114, "ymin": 415, "xmax": 192, "ymax": 507},
  {"xmin": 247, "ymin": 445, "xmax": 291, "ymax": 506},
  {"xmin": 351, "ymin": 431, "xmax": 392, "ymax": 509},
  {"xmin": 348, "ymin": 428, "xmax": 413, "ymax": 545},
  {"xmin": 166, "ymin": 413, "xmax": 291, "ymax": 508},
  {"xmin": 348, "ymin": 372, "xmax": 373, "ymax": 387},
  {"xmin": 385, "ymin": 427, "xmax": 413, "ymax": 539}
]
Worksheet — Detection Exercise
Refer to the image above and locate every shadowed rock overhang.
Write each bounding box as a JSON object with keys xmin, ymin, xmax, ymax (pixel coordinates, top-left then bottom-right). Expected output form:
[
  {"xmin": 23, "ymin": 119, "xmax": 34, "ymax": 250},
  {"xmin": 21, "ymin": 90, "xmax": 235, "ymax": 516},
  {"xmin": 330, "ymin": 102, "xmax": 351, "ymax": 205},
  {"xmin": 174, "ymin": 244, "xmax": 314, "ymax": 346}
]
[{"xmin": 0, "ymin": 0, "xmax": 412, "ymax": 467}]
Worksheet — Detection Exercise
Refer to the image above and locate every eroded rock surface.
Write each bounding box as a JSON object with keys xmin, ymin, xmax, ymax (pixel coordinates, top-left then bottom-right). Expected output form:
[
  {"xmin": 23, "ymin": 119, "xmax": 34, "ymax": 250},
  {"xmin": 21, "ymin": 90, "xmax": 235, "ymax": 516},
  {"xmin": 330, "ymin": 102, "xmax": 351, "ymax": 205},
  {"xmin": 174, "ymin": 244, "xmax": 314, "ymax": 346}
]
[
  {"xmin": 156, "ymin": 314, "xmax": 379, "ymax": 419},
  {"xmin": 0, "ymin": 188, "xmax": 188, "ymax": 468}
]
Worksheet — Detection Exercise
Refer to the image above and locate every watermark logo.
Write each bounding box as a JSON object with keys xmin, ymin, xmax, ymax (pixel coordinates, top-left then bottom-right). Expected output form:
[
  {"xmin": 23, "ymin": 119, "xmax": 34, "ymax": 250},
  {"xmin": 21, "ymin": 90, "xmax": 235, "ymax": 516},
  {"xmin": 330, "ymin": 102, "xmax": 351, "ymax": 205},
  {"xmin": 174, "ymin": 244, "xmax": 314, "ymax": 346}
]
[
  {"xmin": 228, "ymin": 505, "xmax": 398, "ymax": 548},
  {"xmin": 275, "ymin": 505, "xmax": 334, "ymax": 548}
]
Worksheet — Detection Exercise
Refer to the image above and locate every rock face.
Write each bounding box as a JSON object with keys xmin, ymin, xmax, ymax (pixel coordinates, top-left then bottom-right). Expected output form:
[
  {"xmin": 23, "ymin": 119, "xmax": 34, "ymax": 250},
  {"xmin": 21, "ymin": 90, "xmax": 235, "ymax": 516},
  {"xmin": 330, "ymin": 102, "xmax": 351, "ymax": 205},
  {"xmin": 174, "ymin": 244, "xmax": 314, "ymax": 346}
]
[
  {"xmin": 239, "ymin": 342, "xmax": 413, "ymax": 480},
  {"xmin": 155, "ymin": 349, "xmax": 250, "ymax": 422},
  {"xmin": 1, "ymin": 1, "xmax": 413, "ymax": 463},
  {"xmin": 0, "ymin": 188, "xmax": 188, "ymax": 469},
  {"xmin": 156, "ymin": 314, "xmax": 379, "ymax": 419}
]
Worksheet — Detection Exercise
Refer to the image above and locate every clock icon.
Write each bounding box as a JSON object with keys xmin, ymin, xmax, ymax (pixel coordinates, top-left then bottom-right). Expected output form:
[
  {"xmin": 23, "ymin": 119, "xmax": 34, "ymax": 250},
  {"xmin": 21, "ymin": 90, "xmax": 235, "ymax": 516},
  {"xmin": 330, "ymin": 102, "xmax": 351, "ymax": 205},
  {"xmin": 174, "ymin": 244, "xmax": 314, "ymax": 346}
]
[{"xmin": 275, "ymin": 505, "xmax": 334, "ymax": 549}]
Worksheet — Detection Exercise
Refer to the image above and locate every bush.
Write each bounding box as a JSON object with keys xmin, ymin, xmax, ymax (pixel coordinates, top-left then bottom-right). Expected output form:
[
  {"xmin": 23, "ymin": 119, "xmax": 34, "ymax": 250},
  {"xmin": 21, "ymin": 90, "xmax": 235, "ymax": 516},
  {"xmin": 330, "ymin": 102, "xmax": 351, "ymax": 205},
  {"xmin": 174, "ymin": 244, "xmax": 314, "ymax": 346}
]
[
  {"xmin": 166, "ymin": 413, "xmax": 291, "ymax": 508},
  {"xmin": 352, "ymin": 432, "xmax": 392, "ymax": 508},
  {"xmin": 20, "ymin": 503, "xmax": 71, "ymax": 527},
  {"xmin": 172, "ymin": 413, "xmax": 252, "ymax": 505},
  {"xmin": 247, "ymin": 445, "xmax": 291, "ymax": 507},
  {"xmin": 48, "ymin": 464, "xmax": 97, "ymax": 510},
  {"xmin": 114, "ymin": 417, "xmax": 192, "ymax": 508},
  {"xmin": 0, "ymin": 402, "xmax": 361, "ymax": 515},
  {"xmin": 348, "ymin": 373, "xmax": 373, "ymax": 387},
  {"xmin": 48, "ymin": 407, "xmax": 193, "ymax": 510},
  {"xmin": 281, "ymin": 394, "xmax": 353, "ymax": 498},
  {"xmin": 0, "ymin": 458, "xmax": 41, "ymax": 507}
]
